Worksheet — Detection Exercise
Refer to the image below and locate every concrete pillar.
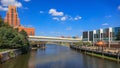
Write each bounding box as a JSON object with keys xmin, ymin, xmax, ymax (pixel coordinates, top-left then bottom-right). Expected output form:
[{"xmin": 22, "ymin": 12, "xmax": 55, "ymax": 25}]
[
  {"xmin": 88, "ymin": 31, "xmax": 89, "ymax": 42},
  {"xmin": 93, "ymin": 30, "xmax": 96, "ymax": 46},
  {"xmin": 100, "ymin": 29, "xmax": 103, "ymax": 41},
  {"xmin": 109, "ymin": 27, "xmax": 112, "ymax": 48}
]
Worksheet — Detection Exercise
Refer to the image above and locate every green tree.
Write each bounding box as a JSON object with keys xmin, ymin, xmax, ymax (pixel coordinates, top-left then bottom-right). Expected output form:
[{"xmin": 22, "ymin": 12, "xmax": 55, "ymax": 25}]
[
  {"xmin": 73, "ymin": 41, "xmax": 83, "ymax": 47},
  {"xmin": 83, "ymin": 42, "xmax": 92, "ymax": 46},
  {"xmin": 19, "ymin": 30, "xmax": 28, "ymax": 37},
  {"xmin": 0, "ymin": 16, "xmax": 4, "ymax": 27},
  {"xmin": 0, "ymin": 16, "xmax": 30, "ymax": 53}
]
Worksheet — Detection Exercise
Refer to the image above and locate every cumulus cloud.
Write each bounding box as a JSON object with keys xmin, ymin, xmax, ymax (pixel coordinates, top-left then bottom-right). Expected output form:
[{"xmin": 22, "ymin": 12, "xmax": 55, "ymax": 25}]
[
  {"xmin": 52, "ymin": 15, "xmax": 82, "ymax": 22},
  {"xmin": 0, "ymin": 6, "xmax": 8, "ymax": 11},
  {"xmin": 49, "ymin": 9, "xmax": 64, "ymax": 16},
  {"xmin": 74, "ymin": 16, "xmax": 82, "ymax": 20},
  {"xmin": 53, "ymin": 16, "xmax": 68, "ymax": 21},
  {"xmin": 118, "ymin": 5, "xmax": 120, "ymax": 10},
  {"xmin": 48, "ymin": 8, "xmax": 82, "ymax": 22},
  {"xmin": 1, "ymin": 0, "xmax": 22, "ymax": 7},
  {"xmin": 102, "ymin": 23, "xmax": 109, "ymax": 26},
  {"xmin": 61, "ymin": 16, "xmax": 67, "ymax": 21},
  {"xmin": 24, "ymin": 0, "xmax": 31, "ymax": 2}
]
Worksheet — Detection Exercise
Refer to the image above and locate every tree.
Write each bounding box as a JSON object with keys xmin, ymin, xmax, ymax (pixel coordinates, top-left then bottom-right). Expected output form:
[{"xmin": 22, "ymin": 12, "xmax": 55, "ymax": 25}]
[
  {"xmin": 74, "ymin": 41, "xmax": 83, "ymax": 47},
  {"xmin": 19, "ymin": 30, "xmax": 28, "ymax": 37},
  {"xmin": 0, "ymin": 16, "xmax": 4, "ymax": 27},
  {"xmin": 0, "ymin": 17, "xmax": 30, "ymax": 53},
  {"xmin": 83, "ymin": 42, "xmax": 92, "ymax": 46}
]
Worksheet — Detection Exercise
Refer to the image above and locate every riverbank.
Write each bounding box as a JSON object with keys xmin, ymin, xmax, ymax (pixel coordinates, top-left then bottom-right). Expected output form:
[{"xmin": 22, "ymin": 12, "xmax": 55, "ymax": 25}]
[
  {"xmin": 0, "ymin": 49, "xmax": 22, "ymax": 63},
  {"xmin": 70, "ymin": 45, "xmax": 120, "ymax": 62}
]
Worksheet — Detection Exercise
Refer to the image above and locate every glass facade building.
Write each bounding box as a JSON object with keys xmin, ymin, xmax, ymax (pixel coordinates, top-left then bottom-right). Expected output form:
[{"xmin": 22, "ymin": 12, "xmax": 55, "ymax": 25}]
[
  {"xmin": 89, "ymin": 31, "xmax": 93, "ymax": 41},
  {"xmin": 82, "ymin": 27, "xmax": 120, "ymax": 42},
  {"xmin": 82, "ymin": 31, "xmax": 89, "ymax": 41}
]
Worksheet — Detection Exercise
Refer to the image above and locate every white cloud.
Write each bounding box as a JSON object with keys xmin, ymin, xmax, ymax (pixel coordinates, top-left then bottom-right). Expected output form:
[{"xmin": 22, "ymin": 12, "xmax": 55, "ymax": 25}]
[
  {"xmin": 102, "ymin": 23, "xmax": 109, "ymax": 26},
  {"xmin": 74, "ymin": 16, "xmax": 82, "ymax": 20},
  {"xmin": 118, "ymin": 5, "xmax": 120, "ymax": 10},
  {"xmin": 24, "ymin": 0, "xmax": 31, "ymax": 2},
  {"xmin": 66, "ymin": 27, "xmax": 72, "ymax": 31},
  {"xmin": 0, "ymin": 6, "xmax": 8, "ymax": 11},
  {"xmin": 49, "ymin": 9, "xmax": 64, "ymax": 16},
  {"xmin": 52, "ymin": 15, "xmax": 82, "ymax": 22},
  {"xmin": 1, "ymin": 0, "xmax": 22, "ymax": 7},
  {"xmin": 61, "ymin": 16, "xmax": 67, "ymax": 21},
  {"xmin": 53, "ymin": 17, "xmax": 59, "ymax": 21},
  {"xmin": 52, "ymin": 16, "xmax": 67, "ymax": 21},
  {"xmin": 48, "ymin": 8, "xmax": 82, "ymax": 22},
  {"xmin": 40, "ymin": 11, "xmax": 44, "ymax": 14}
]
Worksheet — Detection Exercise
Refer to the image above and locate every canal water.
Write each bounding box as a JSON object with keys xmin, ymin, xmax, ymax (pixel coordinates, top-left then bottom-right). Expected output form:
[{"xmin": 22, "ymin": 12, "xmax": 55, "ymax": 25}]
[{"xmin": 0, "ymin": 44, "xmax": 120, "ymax": 68}]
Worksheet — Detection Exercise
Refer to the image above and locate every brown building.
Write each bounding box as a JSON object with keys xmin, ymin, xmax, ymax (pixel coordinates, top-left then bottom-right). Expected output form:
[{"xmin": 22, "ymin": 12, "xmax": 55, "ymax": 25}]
[{"xmin": 4, "ymin": 5, "xmax": 35, "ymax": 36}]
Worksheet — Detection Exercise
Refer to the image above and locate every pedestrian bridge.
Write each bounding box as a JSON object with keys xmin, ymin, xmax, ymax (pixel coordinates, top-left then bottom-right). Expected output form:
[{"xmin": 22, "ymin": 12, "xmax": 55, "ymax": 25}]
[{"xmin": 28, "ymin": 36, "xmax": 81, "ymax": 42}]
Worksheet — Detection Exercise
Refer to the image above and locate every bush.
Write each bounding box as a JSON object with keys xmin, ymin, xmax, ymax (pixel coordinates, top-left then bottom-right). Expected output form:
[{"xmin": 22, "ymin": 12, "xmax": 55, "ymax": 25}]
[
  {"xmin": 83, "ymin": 42, "xmax": 92, "ymax": 46},
  {"xmin": 9, "ymin": 51, "xmax": 15, "ymax": 58}
]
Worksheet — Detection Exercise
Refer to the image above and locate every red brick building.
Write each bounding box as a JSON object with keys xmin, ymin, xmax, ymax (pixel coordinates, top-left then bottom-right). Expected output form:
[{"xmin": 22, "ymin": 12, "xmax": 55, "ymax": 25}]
[{"xmin": 4, "ymin": 5, "xmax": 35, "ymax": 36}]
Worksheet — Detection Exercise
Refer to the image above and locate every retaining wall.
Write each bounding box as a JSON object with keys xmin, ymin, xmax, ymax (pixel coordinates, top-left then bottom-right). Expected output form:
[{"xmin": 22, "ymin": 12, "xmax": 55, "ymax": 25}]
[{"xmin": 0, "ymin": 49, "xmax": 22, "ymax": 63}]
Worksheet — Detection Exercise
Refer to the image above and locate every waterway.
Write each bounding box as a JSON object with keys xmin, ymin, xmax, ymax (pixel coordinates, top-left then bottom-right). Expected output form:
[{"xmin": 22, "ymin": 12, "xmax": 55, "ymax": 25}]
[{"xmin": 0, "ymin": 44, "xmax": 120, "ymax": 68}]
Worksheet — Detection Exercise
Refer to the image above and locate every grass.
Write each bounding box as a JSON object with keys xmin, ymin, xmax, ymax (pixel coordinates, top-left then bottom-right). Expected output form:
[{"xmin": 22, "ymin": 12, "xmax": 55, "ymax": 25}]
[{"xmin": 86, "ymin": 52, "xmax": 120, "ymax": 62}]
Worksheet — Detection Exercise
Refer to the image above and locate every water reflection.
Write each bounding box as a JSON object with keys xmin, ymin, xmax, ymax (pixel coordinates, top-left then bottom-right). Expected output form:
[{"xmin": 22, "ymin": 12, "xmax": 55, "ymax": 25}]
[
  {"xmin": 0, "ymin": 53, "xmax": 30, "ymax": 68},
  {"xmin": 0, "ymin": 44, "xmax": 120, "ymax": 68}
]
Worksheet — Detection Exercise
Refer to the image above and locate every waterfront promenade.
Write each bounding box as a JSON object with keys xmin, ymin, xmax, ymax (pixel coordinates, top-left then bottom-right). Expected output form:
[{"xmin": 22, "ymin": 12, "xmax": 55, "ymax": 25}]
[{"xmin": 70, "ymin": 45, "xmax": 120, "ymax": 61}]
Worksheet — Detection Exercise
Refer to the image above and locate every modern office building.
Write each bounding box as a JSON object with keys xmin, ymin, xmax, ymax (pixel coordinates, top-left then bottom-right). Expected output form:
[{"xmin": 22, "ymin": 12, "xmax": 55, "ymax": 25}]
[
  {"xmin": 82, "ymin": 27, "xmax": 120, "ymax": 42},
  {"xmin": 4, "ymin": 5, "xmax": 35, "ymax": 36},
  {"xmin": 82, "ymin": 27, "xmax": 120, "ymax": 47}
]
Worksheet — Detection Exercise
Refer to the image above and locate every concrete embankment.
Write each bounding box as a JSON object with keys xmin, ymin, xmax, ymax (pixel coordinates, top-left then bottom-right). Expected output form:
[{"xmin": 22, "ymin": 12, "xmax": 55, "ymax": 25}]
[
  {"xmin": 0, "ymin": 49, "xmax": 22, "ymax": 63},
  {"xmin": 70, "ymin": 45, "xmax": 120, "ymax": 62}
]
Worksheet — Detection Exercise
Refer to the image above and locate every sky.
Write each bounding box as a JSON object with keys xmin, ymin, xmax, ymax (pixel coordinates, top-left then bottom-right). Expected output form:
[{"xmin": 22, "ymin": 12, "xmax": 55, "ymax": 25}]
[{"xmin": 0, "ymin": 0, "xmax": 120, "ymax": 37}]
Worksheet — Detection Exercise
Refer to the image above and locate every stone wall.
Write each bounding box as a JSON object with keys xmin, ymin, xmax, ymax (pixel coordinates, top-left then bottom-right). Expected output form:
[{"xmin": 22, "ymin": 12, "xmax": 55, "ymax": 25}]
[{"xmin": 0, "ymin": 49, "xmax": 22, "ymax": 63}]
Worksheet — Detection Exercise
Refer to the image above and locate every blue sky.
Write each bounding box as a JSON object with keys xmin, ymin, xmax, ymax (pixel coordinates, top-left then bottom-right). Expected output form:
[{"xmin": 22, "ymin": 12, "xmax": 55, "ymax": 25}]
[{"xmin": 0, "ymin": 0, "xmax": 120, "ymax": 37}]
